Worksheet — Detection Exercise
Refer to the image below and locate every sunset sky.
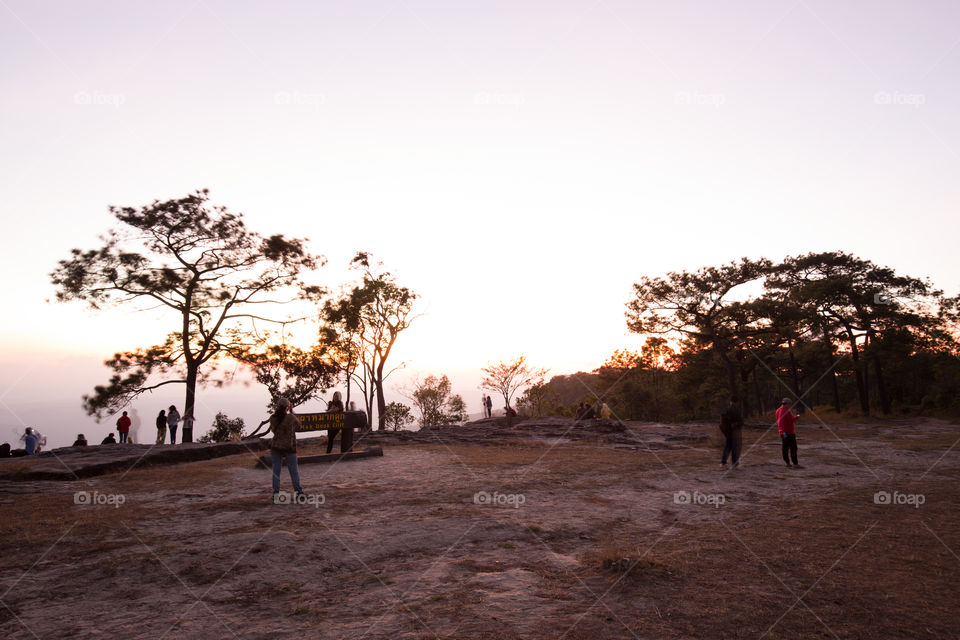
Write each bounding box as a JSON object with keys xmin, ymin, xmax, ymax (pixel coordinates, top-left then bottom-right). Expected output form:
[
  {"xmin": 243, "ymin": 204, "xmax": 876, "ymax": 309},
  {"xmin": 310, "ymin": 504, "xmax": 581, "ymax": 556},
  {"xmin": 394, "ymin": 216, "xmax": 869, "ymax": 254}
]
[{"xmin": 2, "ymin": 0, "xmax": 958, "ymax": 447}]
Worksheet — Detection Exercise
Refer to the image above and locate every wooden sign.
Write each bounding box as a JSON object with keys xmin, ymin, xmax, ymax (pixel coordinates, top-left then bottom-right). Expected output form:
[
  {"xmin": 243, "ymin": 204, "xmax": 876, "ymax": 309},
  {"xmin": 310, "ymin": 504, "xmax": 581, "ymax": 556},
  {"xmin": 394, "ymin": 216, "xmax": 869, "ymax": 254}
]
[{"xmin": 295, "ymin": 411, "xmax": 366, "ymax": 433}]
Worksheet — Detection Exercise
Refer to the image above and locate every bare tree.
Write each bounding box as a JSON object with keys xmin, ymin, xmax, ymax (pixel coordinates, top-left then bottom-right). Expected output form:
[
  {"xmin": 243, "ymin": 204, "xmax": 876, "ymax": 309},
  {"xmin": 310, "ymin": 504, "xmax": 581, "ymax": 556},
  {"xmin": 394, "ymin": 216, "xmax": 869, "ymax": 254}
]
[{"xmin": 479, "ymin": 356, "xmax": 547, "ymax": 411}]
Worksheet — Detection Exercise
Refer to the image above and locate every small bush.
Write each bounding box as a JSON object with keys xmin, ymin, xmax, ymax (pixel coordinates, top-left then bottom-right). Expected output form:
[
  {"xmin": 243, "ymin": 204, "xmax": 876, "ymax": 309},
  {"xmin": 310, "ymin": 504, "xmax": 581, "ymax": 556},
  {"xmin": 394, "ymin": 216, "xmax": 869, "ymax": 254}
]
[{"xmin": 197, "ymin": 412, "xmax": 246, "ymax": 443}]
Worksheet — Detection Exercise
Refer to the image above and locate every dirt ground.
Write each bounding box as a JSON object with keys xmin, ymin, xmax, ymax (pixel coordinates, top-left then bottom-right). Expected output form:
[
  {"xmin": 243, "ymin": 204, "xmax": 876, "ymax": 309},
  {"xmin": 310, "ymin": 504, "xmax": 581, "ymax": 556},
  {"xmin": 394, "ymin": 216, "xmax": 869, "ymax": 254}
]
[{"xmin": 1, "ymin": 418, "xmax": 958, "ymax": 639}]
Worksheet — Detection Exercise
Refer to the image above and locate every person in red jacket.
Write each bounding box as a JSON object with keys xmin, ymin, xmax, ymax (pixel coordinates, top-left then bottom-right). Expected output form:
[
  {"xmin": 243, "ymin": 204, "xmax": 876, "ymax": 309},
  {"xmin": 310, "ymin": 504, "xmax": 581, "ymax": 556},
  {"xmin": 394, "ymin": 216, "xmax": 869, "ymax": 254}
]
[
  {"xmin": 776, "ymin": 398, "xmax": 799, "ymax": 467},
  {"xmin": 116, "ymin": 411, "xmax": 132, "ymax": 444}
]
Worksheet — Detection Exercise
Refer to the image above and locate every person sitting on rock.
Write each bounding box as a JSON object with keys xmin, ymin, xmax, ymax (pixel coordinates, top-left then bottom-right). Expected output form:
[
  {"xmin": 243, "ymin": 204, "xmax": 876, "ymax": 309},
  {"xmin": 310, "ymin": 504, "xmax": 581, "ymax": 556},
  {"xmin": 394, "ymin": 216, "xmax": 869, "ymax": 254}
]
[
  {"xmin": 72, "ymin": 434, "xmax": 88, "ymax": 447},
  {"xmin": 101, "ymin": 433, "xmax": 117, "ymax": 445},
  {"xmin": 505, "ymin": 405, "xmax": 518, "ymax": 418},
  {"xmin": 575, "ymin": 402, "xmax": 587, "ymax": 419},
  {"xmin": 580, "ymin": 403, "xmax": 596, "ymax": 420},
  {"xmin": 22, "ymin": 428, "xmax": 39, "ymax": 455}
]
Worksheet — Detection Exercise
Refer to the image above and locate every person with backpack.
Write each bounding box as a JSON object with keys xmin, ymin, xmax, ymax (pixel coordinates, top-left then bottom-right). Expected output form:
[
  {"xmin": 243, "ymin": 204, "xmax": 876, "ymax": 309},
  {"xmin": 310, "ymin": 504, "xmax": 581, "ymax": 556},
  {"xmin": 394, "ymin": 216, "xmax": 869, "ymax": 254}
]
[
  {"xmin": 267, "ymin": 398, "xmax": 304, "ymax": 501},
  {"xmin": 719, "ymin": 397, "xmax": 743, "ymax": 468},
  {"xmin": 777, "ymin": 397, "xmax": 800, "ymax": 468}
]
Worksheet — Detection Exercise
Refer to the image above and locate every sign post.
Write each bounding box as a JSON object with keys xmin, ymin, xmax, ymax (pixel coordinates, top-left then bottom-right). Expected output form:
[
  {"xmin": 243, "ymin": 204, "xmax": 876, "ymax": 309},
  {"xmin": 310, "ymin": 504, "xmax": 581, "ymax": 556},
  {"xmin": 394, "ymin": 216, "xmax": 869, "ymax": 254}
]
[{"xmin": 295, "ymin": 411, "xmax": 366, "ymax": 453}]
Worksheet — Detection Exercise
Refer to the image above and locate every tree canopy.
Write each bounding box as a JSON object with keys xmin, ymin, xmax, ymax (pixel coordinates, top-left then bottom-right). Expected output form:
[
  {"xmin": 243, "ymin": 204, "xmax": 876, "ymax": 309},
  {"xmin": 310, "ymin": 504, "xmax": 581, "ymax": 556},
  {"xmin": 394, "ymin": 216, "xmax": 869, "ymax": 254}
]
[
  {"xmin": 322, "ymin": 252, "xmax": 418, "ymax": 430},
  {"xmin": 51, "ymin": 190, "xmax": 322, "ymax": 423},
  {"xmin": 480, "ymin": 356, "xmax": 547, "ymax": 410}
]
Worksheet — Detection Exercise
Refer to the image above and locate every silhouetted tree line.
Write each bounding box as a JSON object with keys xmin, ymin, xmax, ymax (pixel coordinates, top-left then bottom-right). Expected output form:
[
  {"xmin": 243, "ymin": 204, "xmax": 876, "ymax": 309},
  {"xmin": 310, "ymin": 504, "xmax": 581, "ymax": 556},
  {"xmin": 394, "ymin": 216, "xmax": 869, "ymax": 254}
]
[{"xmin": 540, "ymin": 252, "xmax": 959, "ymax": 420}]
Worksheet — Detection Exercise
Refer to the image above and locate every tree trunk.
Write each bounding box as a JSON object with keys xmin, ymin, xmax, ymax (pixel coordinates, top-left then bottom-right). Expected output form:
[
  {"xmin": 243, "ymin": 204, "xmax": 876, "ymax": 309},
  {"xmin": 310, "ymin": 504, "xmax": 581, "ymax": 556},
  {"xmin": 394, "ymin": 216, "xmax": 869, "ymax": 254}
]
[
  {"xmin": 844, "ymin": 329, "xmax": 870, "ymax": 414},
  {"xmin": 714, "ymin": 342, "xmax": 738, "ymax": 401},
  {"xmin": 787, "ymin": 337, "xmax": 802, "ymax": 411},
  {"xmin": 871, "ymin": 350, "xmax": 891, "ymax": 415},
  {"xmin": 183, "ymin": 364, "xmax": 198, "ymax": 443},
  {"xmin": 375, "ymin": 362, "xmax": 386, "ymax": 430},
  {"xmin": 753, "ymin": 366, "xmax": 764, "ymax": 418}
]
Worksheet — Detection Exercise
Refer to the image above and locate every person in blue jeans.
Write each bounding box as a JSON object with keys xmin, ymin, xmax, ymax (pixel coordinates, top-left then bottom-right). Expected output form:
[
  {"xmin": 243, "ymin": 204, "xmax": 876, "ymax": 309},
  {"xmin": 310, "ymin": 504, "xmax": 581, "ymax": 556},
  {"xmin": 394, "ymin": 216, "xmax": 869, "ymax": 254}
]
[{"xmin": 268, "ymin": 398, "xmax": 304, "ymax": 502}]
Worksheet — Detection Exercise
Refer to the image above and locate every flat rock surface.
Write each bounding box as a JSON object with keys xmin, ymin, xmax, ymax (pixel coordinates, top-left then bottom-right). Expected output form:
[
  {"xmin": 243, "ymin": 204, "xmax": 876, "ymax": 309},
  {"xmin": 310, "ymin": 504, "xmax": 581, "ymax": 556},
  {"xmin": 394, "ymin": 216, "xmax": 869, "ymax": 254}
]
[{"xmin": 0, "ymin": 417, "xmax": 958, "ymax": 639}]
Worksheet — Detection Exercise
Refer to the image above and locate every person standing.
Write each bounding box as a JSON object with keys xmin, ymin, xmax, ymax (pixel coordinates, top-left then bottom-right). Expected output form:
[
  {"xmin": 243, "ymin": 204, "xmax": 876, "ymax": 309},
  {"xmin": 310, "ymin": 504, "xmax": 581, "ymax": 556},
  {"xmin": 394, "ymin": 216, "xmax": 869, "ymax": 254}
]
[
  {"xmin": 166, "ymin": 405, "xmax": 181, "ymax": 444},
  {"xmin": 268, "ymin": 398, "xmax": 304, "ymax": 501},
  {"xmin": 777, "ymin": 397, "xmax": 799, "ymax": 468},
  {"xmin": 116, "ymin": 411, "xmax": 132, "ymax": 444},
  {"xmin": 325, "ymin": 391, "xmax": 345, "ymax": 454},
  {"xmin": 155, "ymin": 409, "xmax": 167, "ymax": 444},
  {"xmin": 485, "ymin": 395, "xmax": 493, "ymax": 418},
  {"xmin": 719, "ymin": 397, "xmax": 743, "ymax": 468},
  {"xmin": 181, "ymin": 410, "xmax": 195, "ymax": 443}
]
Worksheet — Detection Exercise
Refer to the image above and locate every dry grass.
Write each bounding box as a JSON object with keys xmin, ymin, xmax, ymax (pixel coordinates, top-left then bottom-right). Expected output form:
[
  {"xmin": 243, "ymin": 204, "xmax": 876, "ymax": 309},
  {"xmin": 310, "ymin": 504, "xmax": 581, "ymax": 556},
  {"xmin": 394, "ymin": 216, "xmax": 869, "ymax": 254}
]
[{"xmin": 3, "ymin": 424, "xmax": 958, "ymax": 639}]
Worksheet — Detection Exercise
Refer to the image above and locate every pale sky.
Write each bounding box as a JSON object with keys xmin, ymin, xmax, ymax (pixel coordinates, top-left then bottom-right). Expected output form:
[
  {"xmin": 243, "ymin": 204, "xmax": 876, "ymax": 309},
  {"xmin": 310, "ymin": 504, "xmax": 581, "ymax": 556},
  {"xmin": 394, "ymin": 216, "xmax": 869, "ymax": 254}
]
[{"xmin": 2, "ymin": 0, "xmax": 958, "ymax": 447}]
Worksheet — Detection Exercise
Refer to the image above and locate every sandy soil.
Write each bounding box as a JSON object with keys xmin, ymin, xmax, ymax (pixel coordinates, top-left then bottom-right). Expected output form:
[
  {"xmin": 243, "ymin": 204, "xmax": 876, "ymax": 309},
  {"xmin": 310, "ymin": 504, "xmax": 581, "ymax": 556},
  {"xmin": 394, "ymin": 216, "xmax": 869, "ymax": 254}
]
[{"xmin": 0, "ymin": 417, "xmax": 958, "ymax": 639}]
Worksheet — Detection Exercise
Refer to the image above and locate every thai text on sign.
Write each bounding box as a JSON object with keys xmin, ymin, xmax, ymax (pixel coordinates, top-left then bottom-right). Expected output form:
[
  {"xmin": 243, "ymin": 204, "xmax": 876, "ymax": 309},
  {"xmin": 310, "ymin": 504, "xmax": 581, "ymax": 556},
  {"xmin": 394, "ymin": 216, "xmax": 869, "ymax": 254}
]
[{"xmin": 296, "ymin": 412, "xmax": 345, "ymax": 433}]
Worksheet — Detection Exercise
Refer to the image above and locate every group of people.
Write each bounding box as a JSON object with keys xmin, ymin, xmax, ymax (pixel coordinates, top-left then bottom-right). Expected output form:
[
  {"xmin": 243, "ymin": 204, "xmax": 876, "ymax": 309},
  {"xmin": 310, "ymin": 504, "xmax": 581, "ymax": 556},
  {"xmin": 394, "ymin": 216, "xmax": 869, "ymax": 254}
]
[
  {"xmin": 153, "ymin": 406, "xmax": 194, "ymax": 445},
  {"xmin": 61, "ymin": 404, "xmax": 196, "ymax": 448},
  {"xmin": 88, "ymin": 405, "xmax": 196, "ymax": 446},
  {"xmin": 575, "ymin": 401, "xmax": 612, "ymax": 420},
  {"xmin": 718, "ymin": 396, "xmax": 800, "ymax": 468}
]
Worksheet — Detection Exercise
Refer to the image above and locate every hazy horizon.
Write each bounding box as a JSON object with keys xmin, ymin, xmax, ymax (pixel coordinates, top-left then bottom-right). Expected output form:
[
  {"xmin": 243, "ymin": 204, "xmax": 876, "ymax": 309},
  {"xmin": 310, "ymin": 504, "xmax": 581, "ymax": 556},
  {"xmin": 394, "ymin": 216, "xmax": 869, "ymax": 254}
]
[{"xmin": 3, "ymin": 0, "xmax": 959, "ymax": 447}]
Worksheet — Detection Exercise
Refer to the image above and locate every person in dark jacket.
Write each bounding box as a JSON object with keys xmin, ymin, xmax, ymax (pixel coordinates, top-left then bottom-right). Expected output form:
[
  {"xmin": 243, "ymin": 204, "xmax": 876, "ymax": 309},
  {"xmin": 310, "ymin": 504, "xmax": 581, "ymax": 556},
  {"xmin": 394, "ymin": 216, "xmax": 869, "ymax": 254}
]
[
  {"xmin": 155, "ymin": 409, "xmax": 167, "ymax": 444},
  {"xmin": 101, "ymin": 433, "xmax": 117, "ymax": 445},
  {"xmin": 166, "ymin": 406, "xmax": 181, "ymax": 444},
  {"xmin": 719, "ymin": 397, "xmax": 743, "ymax": 467},
  {"xmin": 324, "ymin": 391, "xmax": 345, "ymax": 454},
  {"xmin": 72, "ymin": 434, "xmax": 88, "ymax": 447},
  {"xmin": 268, "ymin": 398, "xmax": 304, "ymax": 500}
]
